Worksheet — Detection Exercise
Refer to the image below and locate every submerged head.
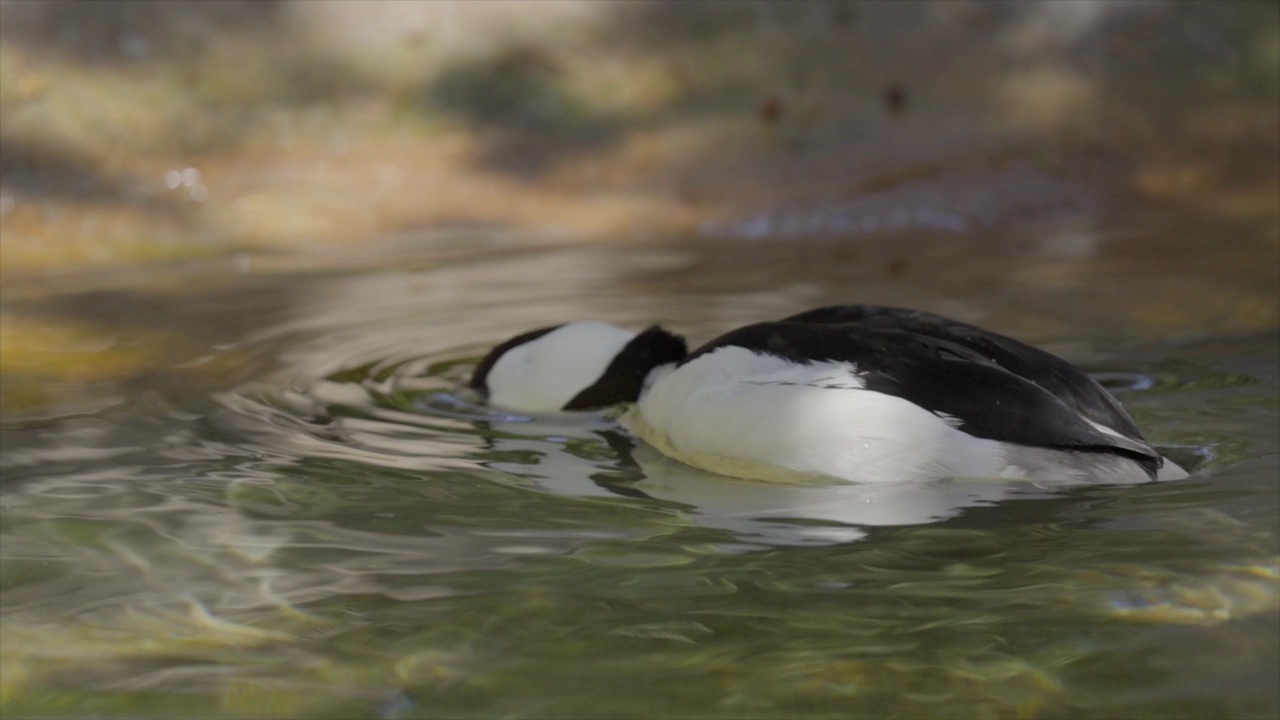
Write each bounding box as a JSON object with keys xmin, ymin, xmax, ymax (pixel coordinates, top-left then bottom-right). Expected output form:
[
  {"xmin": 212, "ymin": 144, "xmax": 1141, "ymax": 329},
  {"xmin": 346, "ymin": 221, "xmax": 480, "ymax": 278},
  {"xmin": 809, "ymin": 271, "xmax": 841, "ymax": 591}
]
[{"xmin": 469, "ymin": 321, "xmax": 687, "ymax": 413}]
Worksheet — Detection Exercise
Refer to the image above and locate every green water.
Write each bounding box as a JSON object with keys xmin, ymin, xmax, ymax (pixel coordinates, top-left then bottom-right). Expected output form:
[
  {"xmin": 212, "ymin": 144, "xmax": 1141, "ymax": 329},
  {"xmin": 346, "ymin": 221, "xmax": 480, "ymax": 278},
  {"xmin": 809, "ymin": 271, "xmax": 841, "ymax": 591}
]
[{"xmin": 1, "ymin": 232, "xmax": 1277, "ymax": 719}]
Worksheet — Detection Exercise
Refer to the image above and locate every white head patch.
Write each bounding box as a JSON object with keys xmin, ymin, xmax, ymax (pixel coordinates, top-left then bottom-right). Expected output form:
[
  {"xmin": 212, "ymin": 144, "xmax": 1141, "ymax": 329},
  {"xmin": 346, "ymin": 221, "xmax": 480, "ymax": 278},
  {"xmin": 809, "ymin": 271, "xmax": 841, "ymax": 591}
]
[{"xmin": 486, "ymin": 321, "xmax": 637, "ymax": 413}]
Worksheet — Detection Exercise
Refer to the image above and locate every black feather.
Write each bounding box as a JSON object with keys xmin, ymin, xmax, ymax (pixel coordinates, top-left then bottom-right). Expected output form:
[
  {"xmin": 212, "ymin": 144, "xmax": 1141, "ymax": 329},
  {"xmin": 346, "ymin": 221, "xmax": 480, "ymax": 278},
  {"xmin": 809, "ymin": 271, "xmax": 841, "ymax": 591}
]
[
  {"xmin": 684, "ymin": 311, "xmax": 1160, "ymax": 476},
  {"xmin": 564, "ymin": 326, "xmax": 688, "ymax": 410},
  {"xmin": 783, "ymin": 305, "xmax": 1146, "ymax": 441}
]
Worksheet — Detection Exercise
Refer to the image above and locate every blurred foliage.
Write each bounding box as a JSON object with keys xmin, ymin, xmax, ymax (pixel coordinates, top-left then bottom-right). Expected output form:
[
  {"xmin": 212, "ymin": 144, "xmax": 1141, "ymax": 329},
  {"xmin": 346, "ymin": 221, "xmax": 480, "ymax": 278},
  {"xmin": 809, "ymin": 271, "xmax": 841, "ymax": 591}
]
[{"xmin": 0, "ymin": 0, "xmax": 1275, "ymax": 275}]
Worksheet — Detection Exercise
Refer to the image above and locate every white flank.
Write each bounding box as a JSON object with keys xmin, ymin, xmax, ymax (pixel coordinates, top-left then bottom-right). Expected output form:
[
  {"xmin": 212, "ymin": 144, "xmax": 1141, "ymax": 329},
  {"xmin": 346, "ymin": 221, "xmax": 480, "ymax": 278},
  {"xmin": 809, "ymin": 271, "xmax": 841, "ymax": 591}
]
[
  {"xmin": 486, "ymin": 321, "xmax": 635, "ymax": 413},
  {"xmin": 629, "ymin": 346, "xmax": 1009, "ymax": 484}
]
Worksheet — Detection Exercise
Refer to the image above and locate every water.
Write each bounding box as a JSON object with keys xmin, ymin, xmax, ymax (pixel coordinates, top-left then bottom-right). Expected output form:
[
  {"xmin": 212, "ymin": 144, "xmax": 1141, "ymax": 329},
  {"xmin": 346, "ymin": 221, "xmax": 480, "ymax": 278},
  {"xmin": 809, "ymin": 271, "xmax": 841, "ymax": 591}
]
[{"xmin": 1, "ymin": 229, "xmax": 1278, "ymax": 719}]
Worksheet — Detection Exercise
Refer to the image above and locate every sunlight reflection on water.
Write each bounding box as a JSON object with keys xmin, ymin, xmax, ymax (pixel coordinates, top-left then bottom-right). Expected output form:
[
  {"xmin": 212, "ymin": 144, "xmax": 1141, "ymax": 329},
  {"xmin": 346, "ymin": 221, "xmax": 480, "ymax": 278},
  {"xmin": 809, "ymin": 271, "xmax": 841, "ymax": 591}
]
[{"xmin": 1, "ymin": 237, "xmax": 1277, "ymax": 719}]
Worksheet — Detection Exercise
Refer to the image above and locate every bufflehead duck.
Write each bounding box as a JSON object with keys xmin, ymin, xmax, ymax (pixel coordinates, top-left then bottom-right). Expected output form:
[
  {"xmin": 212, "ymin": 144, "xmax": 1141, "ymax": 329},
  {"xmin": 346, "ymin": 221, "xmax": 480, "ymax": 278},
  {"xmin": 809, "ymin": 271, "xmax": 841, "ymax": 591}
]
[{"xmin": 469, "ymin": 306, "xmax": 1187, "ymax": 485}]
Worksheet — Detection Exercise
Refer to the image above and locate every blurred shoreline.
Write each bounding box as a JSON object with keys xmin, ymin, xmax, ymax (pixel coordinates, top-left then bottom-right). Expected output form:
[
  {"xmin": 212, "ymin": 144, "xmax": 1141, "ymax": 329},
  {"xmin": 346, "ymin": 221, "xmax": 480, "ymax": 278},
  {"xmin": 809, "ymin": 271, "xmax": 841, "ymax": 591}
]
[{"xmin": 1, "ymin": 0, "xmax": 1275, "ymax": 278}]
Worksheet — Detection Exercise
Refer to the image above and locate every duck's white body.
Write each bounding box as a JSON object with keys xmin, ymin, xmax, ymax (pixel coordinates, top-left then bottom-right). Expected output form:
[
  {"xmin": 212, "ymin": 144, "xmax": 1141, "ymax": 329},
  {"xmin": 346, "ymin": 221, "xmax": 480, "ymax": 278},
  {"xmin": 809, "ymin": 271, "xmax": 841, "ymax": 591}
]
[
  {"xmin": 630, "ymin": 348, "xmax": 1014, "ymax": 484},
  {"xmin": 631, "ymin": 345, "xmax": 1182, "ymax": 485},
  {"xmin": 470, "ymin": 306, "xmax": 1188, "ymax": 485}
]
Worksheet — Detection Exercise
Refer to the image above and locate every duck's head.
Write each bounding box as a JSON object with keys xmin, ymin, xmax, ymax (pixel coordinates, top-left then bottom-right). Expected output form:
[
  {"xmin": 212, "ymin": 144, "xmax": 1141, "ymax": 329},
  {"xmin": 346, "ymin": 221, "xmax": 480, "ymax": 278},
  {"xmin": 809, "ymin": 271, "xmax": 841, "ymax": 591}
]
[{"xmin": 469, "ymin": 321, "xmax": 688, "ymax": 413}]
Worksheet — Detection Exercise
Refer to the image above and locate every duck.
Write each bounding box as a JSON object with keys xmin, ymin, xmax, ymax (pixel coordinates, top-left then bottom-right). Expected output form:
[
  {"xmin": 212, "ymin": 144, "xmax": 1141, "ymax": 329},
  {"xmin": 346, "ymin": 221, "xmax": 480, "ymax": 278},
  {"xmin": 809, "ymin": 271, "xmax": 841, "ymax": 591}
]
[{"xmin": 468, "ymin": 304, "xmax": 1188, "ymax": 485}]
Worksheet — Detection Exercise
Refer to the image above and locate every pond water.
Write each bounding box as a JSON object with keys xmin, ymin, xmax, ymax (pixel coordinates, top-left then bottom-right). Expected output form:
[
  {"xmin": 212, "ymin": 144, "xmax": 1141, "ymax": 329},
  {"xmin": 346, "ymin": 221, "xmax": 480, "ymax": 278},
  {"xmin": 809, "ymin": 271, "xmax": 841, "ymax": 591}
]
[{"xmin": 1, "ymin": 224, "xmax": 1278, "ymax": 719}]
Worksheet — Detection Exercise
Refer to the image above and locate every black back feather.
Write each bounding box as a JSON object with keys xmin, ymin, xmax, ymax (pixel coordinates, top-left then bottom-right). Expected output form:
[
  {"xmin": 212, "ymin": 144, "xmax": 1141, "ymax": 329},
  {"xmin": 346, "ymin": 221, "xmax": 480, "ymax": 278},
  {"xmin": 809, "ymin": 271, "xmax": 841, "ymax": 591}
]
[
  {"xmin": 683, "ymin": 311, "xmax": 1159, "ymax": 475},
  {"xmin": 782, "ymin": 305, "xmax": 1147, "ymax": 441}
]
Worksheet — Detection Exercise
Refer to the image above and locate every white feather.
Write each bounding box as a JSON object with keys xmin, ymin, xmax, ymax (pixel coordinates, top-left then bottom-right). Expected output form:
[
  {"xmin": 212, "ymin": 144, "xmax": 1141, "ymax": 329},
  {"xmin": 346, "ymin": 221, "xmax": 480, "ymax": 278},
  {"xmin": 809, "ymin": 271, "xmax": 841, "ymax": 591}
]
[
  {"xmin": 486, "ymin": 321, "xmax": 636, "ymax": 413},
  {"xmin": 628, "ymin": 346, "xmax": 1010, "ymax": 484},
  {"xmin": 1086, "ymin": 417, "xmax": 1130, "ymax": 441}
]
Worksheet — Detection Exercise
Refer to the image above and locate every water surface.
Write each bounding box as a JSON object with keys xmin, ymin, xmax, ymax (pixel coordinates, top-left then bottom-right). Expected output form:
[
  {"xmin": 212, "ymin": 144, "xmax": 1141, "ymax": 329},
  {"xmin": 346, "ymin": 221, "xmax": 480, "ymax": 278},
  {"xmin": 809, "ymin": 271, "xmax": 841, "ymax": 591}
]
[{"xmin": 1, "ymin": 228, "xmax": 1277, "ymax": 719}]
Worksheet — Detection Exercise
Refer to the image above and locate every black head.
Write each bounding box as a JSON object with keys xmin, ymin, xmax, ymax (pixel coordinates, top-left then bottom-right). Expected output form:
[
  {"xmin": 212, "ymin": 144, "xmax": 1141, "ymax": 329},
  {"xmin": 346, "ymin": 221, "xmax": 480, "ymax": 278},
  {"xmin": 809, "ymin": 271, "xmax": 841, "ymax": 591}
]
[
  {"xmin": 563, "ymin": 325, "xmax": 688, "ymax": 410},
  {"xmin": 468, "ymin": 322, "xmax": 687, "ymax": 412}
]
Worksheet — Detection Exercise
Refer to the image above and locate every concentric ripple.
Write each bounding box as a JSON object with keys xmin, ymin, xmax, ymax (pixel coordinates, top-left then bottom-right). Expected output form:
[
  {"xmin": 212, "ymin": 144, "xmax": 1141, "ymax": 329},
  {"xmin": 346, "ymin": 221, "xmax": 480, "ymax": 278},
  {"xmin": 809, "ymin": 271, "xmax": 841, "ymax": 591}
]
[{"xmin": 2, "ymin": 245, "xmax": 1277, "ymax": 719}]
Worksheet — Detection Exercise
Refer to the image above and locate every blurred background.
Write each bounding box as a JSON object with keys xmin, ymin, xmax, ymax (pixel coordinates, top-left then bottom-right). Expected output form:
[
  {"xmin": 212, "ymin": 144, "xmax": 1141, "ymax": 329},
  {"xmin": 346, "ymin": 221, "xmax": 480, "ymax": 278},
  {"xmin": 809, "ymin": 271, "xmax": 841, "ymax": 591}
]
[{"xmin": 1, "ymin": 0, "xmax": 1275, "ymax": 265}]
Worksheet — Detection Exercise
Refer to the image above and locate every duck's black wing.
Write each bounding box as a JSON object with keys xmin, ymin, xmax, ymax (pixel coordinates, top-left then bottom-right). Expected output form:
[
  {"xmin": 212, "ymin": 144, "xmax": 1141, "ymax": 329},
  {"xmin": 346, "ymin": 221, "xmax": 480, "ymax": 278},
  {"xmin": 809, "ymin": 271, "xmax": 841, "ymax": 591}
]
[
  {"xmin": 683, "ymin": 320, "xmax": 1160, "ymax": 476},
  {"xmin": 782, "ymin": 304, "xmax": 1146, "ymax": 443}
]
